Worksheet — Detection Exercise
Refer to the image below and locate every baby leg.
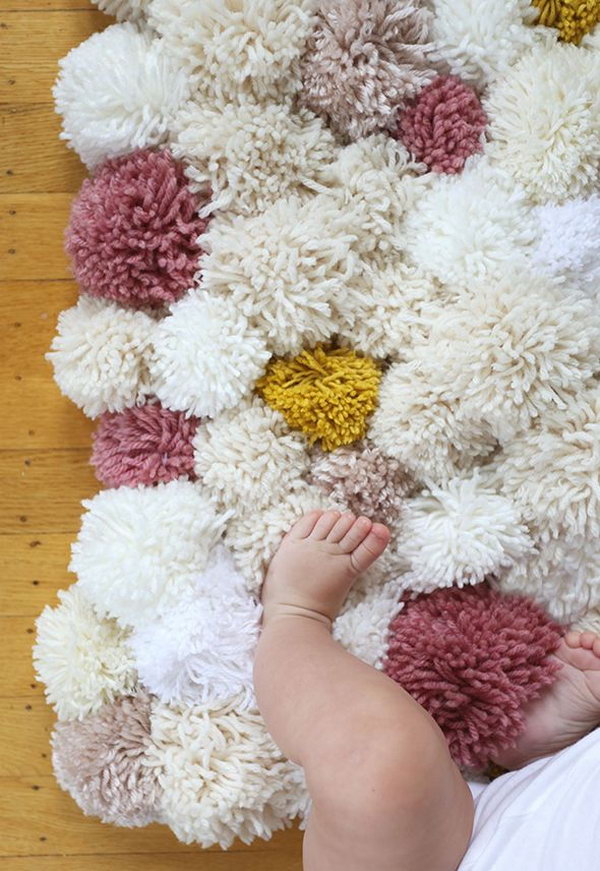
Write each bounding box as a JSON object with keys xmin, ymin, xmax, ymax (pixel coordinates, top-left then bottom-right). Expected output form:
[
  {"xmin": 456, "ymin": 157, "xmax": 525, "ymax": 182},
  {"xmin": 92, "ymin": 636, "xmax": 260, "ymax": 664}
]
[{"xmin": 253, "ymin": 510, "xmax": 474, "ymax": 871}]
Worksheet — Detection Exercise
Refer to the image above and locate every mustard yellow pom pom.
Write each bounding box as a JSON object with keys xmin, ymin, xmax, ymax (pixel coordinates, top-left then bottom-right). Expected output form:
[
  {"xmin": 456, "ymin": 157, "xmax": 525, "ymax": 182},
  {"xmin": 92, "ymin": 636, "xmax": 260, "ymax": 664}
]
[
  {"xmin": 255, "ymin": 346, "xmax": 381, "ymax": 452},
  {"xmin": 533, "ymin": 0, "xmax": 600, "ymax": 43}
]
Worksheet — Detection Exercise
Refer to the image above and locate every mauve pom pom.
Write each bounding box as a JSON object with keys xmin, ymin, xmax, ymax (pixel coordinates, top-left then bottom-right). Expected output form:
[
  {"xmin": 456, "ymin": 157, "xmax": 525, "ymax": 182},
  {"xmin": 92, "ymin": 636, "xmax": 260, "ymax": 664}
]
[
  {"xmin": 66, "ymin": 148, "xmax": 210, "ymax": 308},
  {"xmin": 395, "ymin": 76, "xmax": 487, "ymax": 174},
  {"xmin": 91, "ymin": 403, "xmax": 199, "ymax": 487},
  {"xmin": 383, "ymin": 584, "xmax": 563, "ymax": 770}
]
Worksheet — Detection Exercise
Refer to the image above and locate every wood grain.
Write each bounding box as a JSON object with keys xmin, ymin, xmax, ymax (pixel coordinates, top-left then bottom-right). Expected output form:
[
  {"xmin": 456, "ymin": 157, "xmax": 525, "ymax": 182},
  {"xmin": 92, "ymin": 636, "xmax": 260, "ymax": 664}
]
[
  {"xmin": 0, "ymin": 534, "xmax": 75, "ymax": 616},
  {"xmin": 1, "ymin": 194, "xmax": 75, "ymax": 279},
  {"xmin": 0, "ymin": 855, "xmax": 302, "ymax": 871}
]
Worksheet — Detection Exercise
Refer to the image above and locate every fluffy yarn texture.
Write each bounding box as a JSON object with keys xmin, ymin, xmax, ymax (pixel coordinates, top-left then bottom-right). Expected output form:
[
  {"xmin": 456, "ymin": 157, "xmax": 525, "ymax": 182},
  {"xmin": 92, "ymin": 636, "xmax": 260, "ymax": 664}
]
[
  {"xmin": 172, "ymin": 98, "xmax": 338, "ymax": 217},
  {"xmin": 66, "ymin": 149, "xmax": 210, "ymax": 308},
  {"xmin": 93, "ymin": 0, "xmax": 147, "ymax": 21},
  {"xmin": 193, "ymin": 397, "xmax": 310, "ymax": 512},
  {"xmin": 410, "ymin": 275, "xmax": 600, "ymax": 441},
  {"xmin": 53, "ymin": 23, "xmax": 190, "ymax": 169},
  {"xmin": 91, "ymin": 402, "xmax": 199, "ymax": 488},
  {"xmin": 256, "ymin": 346, "xmax": 381, "ymax": 451},
  {"xmin": 300, "ymin": 0, "xmax": 434, "ymax": 140},
  {"xmin": 200, "ymin": 196, "xmax": 359, "ymax": 357},
  {"xmin": 396, "ymin": 75, "xmax": 486, "ymax": 173},
  {"xmin": 52, "ymin": 692, "xmax": 161, "ymax": 827},
  {"xmin": 383, "ymin": 585, "xmax": 564, "ymax": 770},
  {"xmin": 533, "ymin": 0, "xmax": 600, "ymax": 43},
  {"xmin": 397, "ymin": 475, "xmax": 534, "ymax": 592},
  {"xmin": 308, "ymin": 441, "xmax": 417, "ymax": 525},
  {"xmin": 146, "ymin": 698, "xmax": 309, "ymax": 848},
  {"xmin": 369, "ymin": 360, "xmax": 498, "ymax": 483},
  {"xmin": 33, "ymin": 585, "xmax": 137, "ymax": 721},
  {"xmin": 149, "ymin": 290, "xmax": 270, "ymax": 419},
  {"xmin": 128, "ymin": 546, "xmax": 262, "ymax": 708},
  {"xmin": 531, "ymin": 196, "xmax": 600, "ymax": 294},
  {"xmin": 71, "ymin": 481, "xmax": 229, "ymax": 628},
  {"xmin": 148, "ymin": 0, "xmax": 317, "ymax": 101},
  {"xmin": 47, "ymin": 296, "xmax": 155, "ymax": 419},
  {"xmin": 484, "ymin": 44, "xmax": 600, "ymax": 204}
]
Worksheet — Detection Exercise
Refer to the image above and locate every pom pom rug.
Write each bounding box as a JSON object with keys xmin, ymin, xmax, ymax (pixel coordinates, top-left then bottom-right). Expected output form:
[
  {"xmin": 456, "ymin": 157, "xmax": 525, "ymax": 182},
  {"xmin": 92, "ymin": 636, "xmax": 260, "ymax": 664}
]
[{"xmin": 36, "ymin": 0, "xmax": 600, "ymax": 849}]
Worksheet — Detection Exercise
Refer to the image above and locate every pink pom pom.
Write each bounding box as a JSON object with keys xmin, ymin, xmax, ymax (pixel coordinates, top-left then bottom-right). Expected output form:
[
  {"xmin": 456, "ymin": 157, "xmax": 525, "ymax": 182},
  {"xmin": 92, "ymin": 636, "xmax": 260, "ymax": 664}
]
[
  {"xmin": 91, "ymin": 403, "xmax": 200, "ymax": 487},
  {"xmin": 395, "ymin": 75, "xmax": 486, "ymax": 174},
  {"xmin": 382, "ymin": 584, "xmax": 564, "ymax": 770},
  {"xmin": 66, "ymin": 149, "xmax": 210, "ymax": 308}
]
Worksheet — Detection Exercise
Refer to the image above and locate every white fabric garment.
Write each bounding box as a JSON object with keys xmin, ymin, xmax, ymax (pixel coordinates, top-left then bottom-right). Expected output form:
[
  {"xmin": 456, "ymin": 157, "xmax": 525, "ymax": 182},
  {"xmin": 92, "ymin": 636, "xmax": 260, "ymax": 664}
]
[{"xmin": 459, "ymin": 727, "xmax": 600, "ymax": 870}]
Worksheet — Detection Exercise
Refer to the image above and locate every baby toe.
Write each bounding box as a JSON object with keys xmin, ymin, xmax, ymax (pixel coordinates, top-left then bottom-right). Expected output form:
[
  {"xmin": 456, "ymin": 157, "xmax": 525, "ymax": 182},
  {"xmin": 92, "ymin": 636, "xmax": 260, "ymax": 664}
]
[
  {"xmin": 310, "ymin": 509, "xmax": 342, "ymax": 540},
  {"xmin": 289, "ymin": 510, "xmax": 324, "ymax": 539},
  {"xmin": 337, "ymin": 516, "xmax": 373, "ymax": 553},
  {"xmin": 327, "ymin": 512, "xmax": 356, "ymax": 543}
]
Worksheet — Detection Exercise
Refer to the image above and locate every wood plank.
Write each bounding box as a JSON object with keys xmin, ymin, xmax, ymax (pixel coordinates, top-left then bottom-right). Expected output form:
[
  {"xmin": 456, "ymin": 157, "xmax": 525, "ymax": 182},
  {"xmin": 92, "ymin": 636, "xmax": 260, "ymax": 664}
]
[
  {"xmin": 0, "ymin": 854, "xmax": 302, "ymax": 871},
  {"xmin": 0, "ymin": 775, "xmax": 304, "ymax": 858},
  {"xmin": 0, "ymin": 449, "xmax": 97, "ymax": 535},
  {"xmin": 0, "ymin": 10, "xmax": 110, "ymax": 103},
  {"xmin": 2, "ymin": 104, "xmax": 87, "ymax": 193},
  {"xmin": 0, "ymin": 697, "xmax": 54, "ymax": 777},
  {"xmin": 1, "ymin": 194, "xmax": 75, "ymax": 280},
  {"xmin": 0, "ymin": 3, "xmax": 95, "ymax": 10},
  {"xmin": 0, "ymin": 534, "xmax": 75, "ymax": 616},
  {"xmin": 0, "ymin": 281, "xmax": 95, "ymax": 450},
  {"xmin": 0, "ymin": 617, "xmax": 45, "ymax": 697}
]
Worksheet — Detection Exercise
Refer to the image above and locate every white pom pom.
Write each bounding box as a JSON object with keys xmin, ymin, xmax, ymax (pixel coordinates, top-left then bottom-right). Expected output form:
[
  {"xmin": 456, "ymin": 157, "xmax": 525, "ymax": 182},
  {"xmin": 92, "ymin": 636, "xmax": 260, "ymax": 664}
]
[
  {"xmin": 531, "ymin": 197, "xmax": 600, "ymax": 295},
  {"xmin": 150, "ymin": 290, "xmax": 271, "ymax": 419},
  {"xmin": 398, "ymin": 475, "xmax": 534, "ymax": 592},
  {"xmin": 193, "ymin": 397, "xmax": 310, "ymax": 511},
  {"xmin": 484, "ymin": 43, "xmax": 600, "ymax": 204},
  {"xmin": 71, "ymin": 480, "xmax": 230, "ymax": 627},
  {"xmin": 333, "ymin": 579, "xmax": 405, "ymax": 671},
  {"xmin": 47, "ymin": 296, "xmax": 155, "ymax": 419},
  {"xmin": 53, "ymin": 22, "xmax": 191, "ymax": 169},
  {"xmin": 429, "ymin": 0, "xmax": 556, "ymax": 88},
  {"xmin": 33, "ymin": 585, "xmax": 136, "ymax": 720},
  {"xmin": 129, "ymin": 546, "xmax": 262, "ymax": 708},
  {"xmin": 148, "ymin": 0, "xmax": 317, "ymax": 101}
]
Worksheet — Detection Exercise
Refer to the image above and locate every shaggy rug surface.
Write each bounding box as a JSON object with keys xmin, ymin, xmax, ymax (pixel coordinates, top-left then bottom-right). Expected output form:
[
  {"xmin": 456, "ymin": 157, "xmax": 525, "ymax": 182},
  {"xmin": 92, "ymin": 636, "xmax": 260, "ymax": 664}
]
[{"xmin": 34, "ymin": 0, "xmax": 600, "ymax": 849}]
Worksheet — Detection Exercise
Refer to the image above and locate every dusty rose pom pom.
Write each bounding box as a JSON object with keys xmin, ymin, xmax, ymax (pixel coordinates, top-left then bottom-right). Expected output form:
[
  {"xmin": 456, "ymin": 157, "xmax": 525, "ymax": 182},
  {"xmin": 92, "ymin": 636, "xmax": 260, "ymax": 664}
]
[
  {"xmin": 66, "ymin": 148, "xmax": 210, "ymax": 308},
  {"xmin": 383, "ymin": 584, "xmax": 563, "ymax": 770},
  {"xmin": 91, "ymin": 402, "xmax": 199, "ymax": 487},
  {"xmin": 308, "ymin": 440, "xmax": 418, "ymax": 525},
  {"xmin": 395, "ymin": 76, "xmax": 487, "ymax": 173}
]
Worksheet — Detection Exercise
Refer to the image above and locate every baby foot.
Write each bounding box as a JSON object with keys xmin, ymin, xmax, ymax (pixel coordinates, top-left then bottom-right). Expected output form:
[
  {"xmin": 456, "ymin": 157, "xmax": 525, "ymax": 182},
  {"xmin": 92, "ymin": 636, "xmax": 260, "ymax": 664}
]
[
  {"xmin": 260, "ymin": 509, "xmax": 390, "ymax": 629},
  {"xmin": 493, "ymin": 630, "xmax": 600, "ymax": 770}
]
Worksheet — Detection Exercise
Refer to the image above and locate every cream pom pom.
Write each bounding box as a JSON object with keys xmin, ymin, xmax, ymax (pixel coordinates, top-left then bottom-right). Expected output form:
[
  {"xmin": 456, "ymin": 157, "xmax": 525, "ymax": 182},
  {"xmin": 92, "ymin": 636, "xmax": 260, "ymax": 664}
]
[
  {"xmin": 414, "ymin": 276, "xmax": 600, "ymax": 441},
  {"xmin": 146, "ymin": 698, "xmax": 309, "ymax": 847},
  {"xmin": 397, "ymin": 475, "xmax": 534, "ymax": 593},
  {"xmin": 148, "ymin": 0, "xmax": 317, "ymax": 101},
  {"xmin": 484, "ymin": 44, "xmax": 600, "ymax": 204},
  {"xmin": 320, "ymin": 134, "xmax": 428, "ymax": 267},
  {"xmin": 149, "ymin": 290, "xmax": 270, "ymax": 418},
  {"xmin": 47, "ymin": 296, "xmax": 155, "ymax": 419},
  {"xmin": 53, "ymin": 23, "xmax": 190, "ymax": 170},
  {"xmin": 71, "ymin": 480, "xmax": 230, "ymax": 628},
  {"xmin": 193, "ymin": 397, "xmax": 310, "ymax": 511},
  {"xmin": 335, "ymin": 261, "xmax": 447, "ymax": 359},
  {"xmin": 93, "ymin": 0, "xmax": 147, "ymax": 21},
  {"xmin": 369, "ymin": 361, "xmax": 497, "ymax": 484},
  {"xmin": 531, "ymin": 197, "xmax": 600, "ymax": 296},
  {"xmin": 172, "ymin": 98, "xmax": 338, "ymax": 217},
  {"xmin": 401, "ymin": 158, "xmax": 537, "ymax": 286},
  {"xmin": 225, "ymin": 483, "xmax": 342, "ymax": 595},
  {"xmin": 429, "ymin": 0, "xmax": 556, "ymax": 88},
  {"xmin": 128, "ymin": 546, "xmax": 262, "ymax": 709},
  {"xmin": 489, "ymin": 390, "xmax": 600, "ymax": 546},
  {"xmin": 200, "ymin": 196, "xmax": 358, "ymax": 356},
  {"xmin": 494, "ymin": 537, "xmax": 600, "ymax": 623},
  {"xmin": 33, "ymin": 585, "xmax": 137, "ymax": 721}
]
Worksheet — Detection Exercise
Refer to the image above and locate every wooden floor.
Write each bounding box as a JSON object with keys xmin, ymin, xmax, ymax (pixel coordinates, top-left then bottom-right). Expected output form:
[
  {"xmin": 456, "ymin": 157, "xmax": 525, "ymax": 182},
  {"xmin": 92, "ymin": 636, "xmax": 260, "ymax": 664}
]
[{"xmin": 0, "ymin": 3, "xmax": 303, "ymax": 868}]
